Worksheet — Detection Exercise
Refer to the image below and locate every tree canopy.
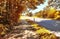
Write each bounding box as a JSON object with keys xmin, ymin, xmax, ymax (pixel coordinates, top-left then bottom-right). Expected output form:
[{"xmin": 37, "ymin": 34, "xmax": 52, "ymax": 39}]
[
  {"xmin": 8, "ymin": 0, "xmax": 45, "ymax": 25},
  {"xmin": 0, "ymin": 0, "xmax": 45, "ymax": 25}
]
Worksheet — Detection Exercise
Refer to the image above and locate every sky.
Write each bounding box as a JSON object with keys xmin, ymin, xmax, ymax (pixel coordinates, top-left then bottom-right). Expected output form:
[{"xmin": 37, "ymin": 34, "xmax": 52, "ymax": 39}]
[{"xmin": 29, "ymin": 0, "xmax": 48, "ymax": 14}]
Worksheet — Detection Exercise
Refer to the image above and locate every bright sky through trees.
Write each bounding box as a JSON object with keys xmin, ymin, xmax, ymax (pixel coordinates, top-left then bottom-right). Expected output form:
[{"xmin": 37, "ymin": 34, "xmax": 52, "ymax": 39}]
[{"xmin": 29, "ymin": 0, "xmax": 48, "ymax": 14}]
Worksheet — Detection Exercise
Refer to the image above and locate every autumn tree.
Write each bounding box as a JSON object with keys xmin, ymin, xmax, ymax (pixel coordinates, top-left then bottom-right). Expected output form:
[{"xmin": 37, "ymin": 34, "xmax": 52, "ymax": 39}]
[
  {"xmin": 0, "ymin": 0, "xmax": 45, "ymax": 35},
  {"xmin": 0, "ymin": 0, "xmax": 45, "ymax": 26}
]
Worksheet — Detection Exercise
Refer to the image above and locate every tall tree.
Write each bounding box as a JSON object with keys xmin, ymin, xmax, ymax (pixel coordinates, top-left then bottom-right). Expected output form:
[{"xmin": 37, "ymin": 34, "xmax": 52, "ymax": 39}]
[{"xmin": 0, "ymin": 0, "xmax": 44, "ymax": 26}]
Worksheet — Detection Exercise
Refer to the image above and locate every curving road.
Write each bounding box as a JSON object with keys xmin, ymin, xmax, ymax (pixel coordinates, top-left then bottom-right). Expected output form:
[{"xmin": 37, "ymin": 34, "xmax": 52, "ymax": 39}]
[
  {"xmin": 20, "ymin": 16, "xmax": 60, "ymax": 37},
  {"xmin": 20, "ymin": 16, "xmax": 60, "ymax": 31}
]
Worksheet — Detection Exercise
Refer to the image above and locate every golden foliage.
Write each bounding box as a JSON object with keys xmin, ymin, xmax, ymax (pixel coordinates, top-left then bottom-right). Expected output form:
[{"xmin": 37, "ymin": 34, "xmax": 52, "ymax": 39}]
[
  {"xmin": 0, "ymin": 0, "xmax": 45, "ymax": 25},
  {"xmin": 7, "ymin": 0, "xmax": 44, "ymax": 25},
  {"xmin": 40, "ymin": 33, "xmax": 57, "ymax": 39},
  {"xmin": 26, "ymin": 20, "xmax": 57, "ymax": 39},
  {"xmin": 0, "ymin": 0, "xmax": 45, "ymax": 36},
  {"xmin": 0, "ymin": 24, "xmax": 8, "ymax": 35},
  {"xmin": 34, "ymin": 7, "xmax": 60, "ymax": 20}
]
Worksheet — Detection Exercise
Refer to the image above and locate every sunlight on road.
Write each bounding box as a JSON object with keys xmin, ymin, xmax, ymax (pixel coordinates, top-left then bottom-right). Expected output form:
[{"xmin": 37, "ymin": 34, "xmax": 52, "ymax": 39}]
[
  {"xmin": 20, "ymin": 16, "xmax": 52, "ymax": 22},
  {"xmin": 20, "ymin": 16, "xmax": 31, "ymax": 20}
]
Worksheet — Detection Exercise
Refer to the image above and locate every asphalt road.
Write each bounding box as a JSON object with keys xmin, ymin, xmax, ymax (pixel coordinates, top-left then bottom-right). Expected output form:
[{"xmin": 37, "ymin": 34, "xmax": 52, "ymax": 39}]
[
  {"xmin": 33, "ymin": 19, "xmax": 60, "ymax": 37},
  {"xmin": 20, "ymin": 16, "xmax": 60, "ymax": 31},
  {"xmin": 36, "ymin": 20, "xmax": 60, "ymax": 31}
]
